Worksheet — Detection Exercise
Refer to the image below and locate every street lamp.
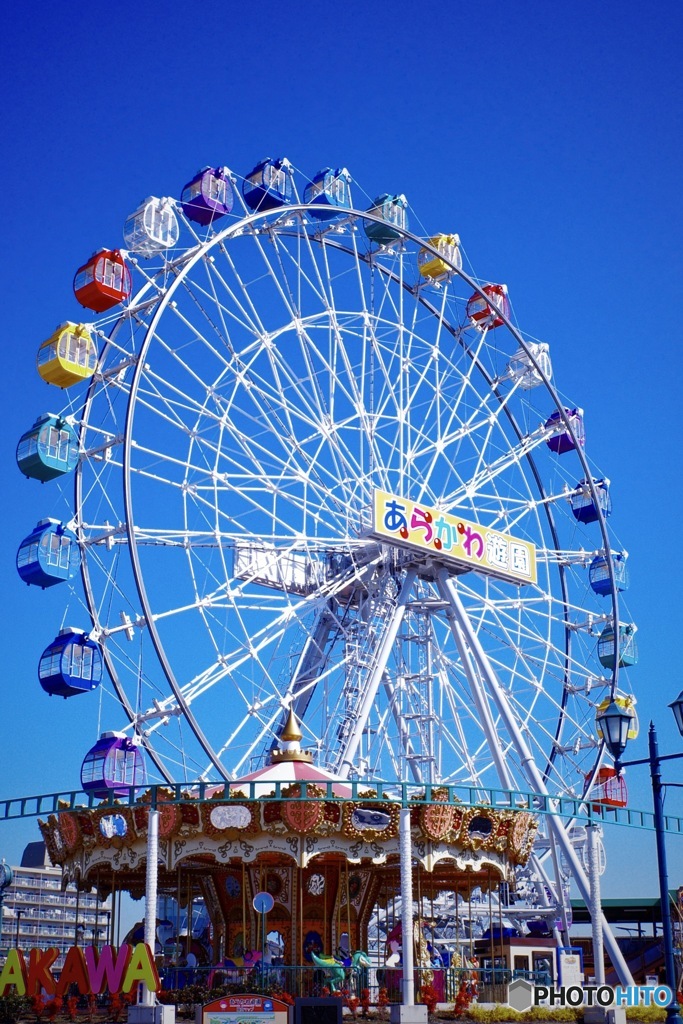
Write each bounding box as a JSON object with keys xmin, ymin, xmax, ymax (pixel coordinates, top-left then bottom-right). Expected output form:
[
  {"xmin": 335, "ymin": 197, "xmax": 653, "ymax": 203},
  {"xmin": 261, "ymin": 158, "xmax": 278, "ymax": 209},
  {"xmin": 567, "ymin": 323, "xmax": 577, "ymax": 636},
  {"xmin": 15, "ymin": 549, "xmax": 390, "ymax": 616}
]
[
  {"xmin": 669, "ymin": 692, "xmax": 683, "ymax": 739},
  {"xmin": 596, "ymin": 695, "xmax": 683, "ymax": 1024}
]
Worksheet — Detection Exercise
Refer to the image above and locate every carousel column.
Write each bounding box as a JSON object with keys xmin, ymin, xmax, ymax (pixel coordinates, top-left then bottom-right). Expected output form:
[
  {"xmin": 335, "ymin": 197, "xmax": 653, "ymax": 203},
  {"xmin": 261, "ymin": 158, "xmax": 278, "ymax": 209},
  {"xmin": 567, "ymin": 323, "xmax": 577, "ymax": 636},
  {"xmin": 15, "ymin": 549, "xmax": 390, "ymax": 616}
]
[
  {"xmin": 392, "ymin": 807, "xmax": 428, "ymax": 1024},
  {"xmin": 130, "ymin": 794, "xmax": 174, "ymax": 1023},
  {"xmin": 143, "ymin": 801, "xmax": 159, "ymax": 1006}
]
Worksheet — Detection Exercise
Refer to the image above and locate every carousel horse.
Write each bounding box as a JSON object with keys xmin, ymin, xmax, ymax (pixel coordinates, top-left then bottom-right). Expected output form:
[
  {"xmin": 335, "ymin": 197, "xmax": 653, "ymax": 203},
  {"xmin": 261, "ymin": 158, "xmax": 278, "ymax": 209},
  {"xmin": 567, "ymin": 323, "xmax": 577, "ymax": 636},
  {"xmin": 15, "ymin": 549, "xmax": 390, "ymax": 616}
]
[{"xmin": 310, "ymin": 950, "xmax": 372, "ymax": 992}]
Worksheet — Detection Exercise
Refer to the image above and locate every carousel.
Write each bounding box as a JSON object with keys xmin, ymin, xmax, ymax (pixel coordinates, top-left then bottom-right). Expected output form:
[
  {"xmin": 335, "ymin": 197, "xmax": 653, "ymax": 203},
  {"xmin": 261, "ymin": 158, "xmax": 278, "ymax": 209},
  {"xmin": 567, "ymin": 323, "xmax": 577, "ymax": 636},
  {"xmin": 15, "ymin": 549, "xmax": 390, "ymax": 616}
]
[{"xmin": 39, "ymin": 713, "xmax": 538, "ymax": 993}]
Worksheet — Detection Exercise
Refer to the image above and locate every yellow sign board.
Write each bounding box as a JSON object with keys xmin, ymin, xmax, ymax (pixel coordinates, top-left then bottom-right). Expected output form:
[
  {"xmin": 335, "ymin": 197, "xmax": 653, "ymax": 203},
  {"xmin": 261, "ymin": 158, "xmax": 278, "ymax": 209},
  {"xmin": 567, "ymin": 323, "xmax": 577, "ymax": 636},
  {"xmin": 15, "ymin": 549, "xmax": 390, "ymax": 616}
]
[{"xmin": 370, "ymin": 490, "xmax": 537, "ymax": 585}]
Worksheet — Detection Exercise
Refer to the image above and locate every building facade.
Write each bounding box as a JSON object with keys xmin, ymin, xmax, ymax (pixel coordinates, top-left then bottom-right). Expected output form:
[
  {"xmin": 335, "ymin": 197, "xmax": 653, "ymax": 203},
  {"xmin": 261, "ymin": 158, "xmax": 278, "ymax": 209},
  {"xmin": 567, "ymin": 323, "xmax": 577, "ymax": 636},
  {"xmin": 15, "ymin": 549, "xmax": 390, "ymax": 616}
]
[{"xmin": 0, "ymin": 842, "xmax": 111, "ymax": 967}]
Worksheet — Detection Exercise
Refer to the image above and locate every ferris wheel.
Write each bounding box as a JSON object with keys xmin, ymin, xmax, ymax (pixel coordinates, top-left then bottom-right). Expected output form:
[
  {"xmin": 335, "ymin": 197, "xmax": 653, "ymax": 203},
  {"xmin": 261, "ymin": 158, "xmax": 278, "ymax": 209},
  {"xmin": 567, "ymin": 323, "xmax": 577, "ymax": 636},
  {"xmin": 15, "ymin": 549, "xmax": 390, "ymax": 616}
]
[{"xmin": 17, "ymin": 159, "xmax": 636, "ymax": 812}]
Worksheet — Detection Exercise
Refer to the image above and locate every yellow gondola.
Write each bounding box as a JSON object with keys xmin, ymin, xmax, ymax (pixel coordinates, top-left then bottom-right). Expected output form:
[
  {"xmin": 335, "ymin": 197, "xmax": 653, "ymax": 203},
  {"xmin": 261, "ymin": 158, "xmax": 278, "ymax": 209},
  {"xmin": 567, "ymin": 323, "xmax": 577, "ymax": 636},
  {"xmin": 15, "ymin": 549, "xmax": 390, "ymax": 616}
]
[
  {"xmin": 37, "ymin": 323, "xmax": 98, "ymax": 388},
  {"xmin": 417, "ymin": 233, "xmax": 462, "ymax": 280}
]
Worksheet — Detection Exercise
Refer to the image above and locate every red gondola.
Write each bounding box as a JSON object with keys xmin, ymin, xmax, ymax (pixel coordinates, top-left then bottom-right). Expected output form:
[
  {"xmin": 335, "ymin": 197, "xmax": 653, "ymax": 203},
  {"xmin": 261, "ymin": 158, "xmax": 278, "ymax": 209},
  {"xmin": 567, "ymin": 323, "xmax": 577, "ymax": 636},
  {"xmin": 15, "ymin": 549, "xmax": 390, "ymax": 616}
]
[
  {"xmin": 73, "ymin": 250, "xmax": 132, "ymax": 313},
  {"xmin": 466, "ymin": 284, "xmax": 510, "ymax": 330}
]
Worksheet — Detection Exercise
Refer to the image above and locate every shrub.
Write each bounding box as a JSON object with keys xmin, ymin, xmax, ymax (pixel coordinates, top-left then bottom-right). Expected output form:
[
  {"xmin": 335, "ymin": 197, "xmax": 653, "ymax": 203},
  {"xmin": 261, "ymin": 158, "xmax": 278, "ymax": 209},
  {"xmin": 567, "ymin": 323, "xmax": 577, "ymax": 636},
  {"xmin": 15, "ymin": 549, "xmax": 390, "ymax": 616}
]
[
  {"xmin": 624, "ymin": 1008, "xmax": 666, "ymax": 1022},
  {"xmin": 0, "ymin": 994, "xmax": 30, "ymax": 1023},
  {"xmin": 420, "ymin": 983, "xmax": 439, "ymax": 1014},
  {"xmin": 346, "ymin": 995, "xmax": 360, "ymax": 1018},
  {"xmin": 465, "ymin": 1007, "xmax": 583, "ymax": 1022}
]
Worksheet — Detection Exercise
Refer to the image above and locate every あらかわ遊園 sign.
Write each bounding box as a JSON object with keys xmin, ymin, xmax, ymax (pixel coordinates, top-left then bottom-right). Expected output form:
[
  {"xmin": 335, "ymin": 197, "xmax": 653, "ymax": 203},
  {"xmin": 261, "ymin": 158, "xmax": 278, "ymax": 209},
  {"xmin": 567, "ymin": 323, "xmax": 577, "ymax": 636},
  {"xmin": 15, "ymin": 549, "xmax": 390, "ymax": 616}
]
[{"xmin": 370, "ymin": 490, "xmax": 536, "ymax": 585}]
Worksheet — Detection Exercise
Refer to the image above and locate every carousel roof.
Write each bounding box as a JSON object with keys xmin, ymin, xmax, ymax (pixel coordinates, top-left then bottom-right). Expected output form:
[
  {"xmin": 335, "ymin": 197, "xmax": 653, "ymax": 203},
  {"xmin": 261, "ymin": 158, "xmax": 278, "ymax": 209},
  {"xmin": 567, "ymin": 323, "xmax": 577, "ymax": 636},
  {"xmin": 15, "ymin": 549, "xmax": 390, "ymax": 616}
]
[
  {"xmin": 230, "ymin": 709, "xmax": 353, "ymax": 797},
  {"xmin": 38, "ymin": 708, "xmax": 539, "ymax": 897}
]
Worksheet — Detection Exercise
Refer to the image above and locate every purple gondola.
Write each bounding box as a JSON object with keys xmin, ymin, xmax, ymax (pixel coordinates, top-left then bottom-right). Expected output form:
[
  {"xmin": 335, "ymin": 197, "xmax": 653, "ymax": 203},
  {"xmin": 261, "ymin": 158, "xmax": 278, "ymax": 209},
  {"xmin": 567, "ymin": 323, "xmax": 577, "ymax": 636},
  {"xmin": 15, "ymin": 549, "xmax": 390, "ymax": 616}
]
[
  {"xmin": 545, "ymin": 407, "xmax": 585, "ymax": 454},
  {"xmin": 81, "ymin": 732, "xmax": 146, "ymax": 798},
  {"xmin": 180, "ymin": 167, "xmax": 234, "ymax": 226}
]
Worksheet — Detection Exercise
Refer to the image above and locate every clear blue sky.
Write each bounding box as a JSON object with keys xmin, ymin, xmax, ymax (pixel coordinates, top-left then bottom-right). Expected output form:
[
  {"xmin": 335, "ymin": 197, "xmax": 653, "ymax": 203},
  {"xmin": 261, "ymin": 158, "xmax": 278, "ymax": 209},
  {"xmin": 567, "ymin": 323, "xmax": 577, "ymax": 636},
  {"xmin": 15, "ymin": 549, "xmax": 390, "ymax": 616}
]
[{"xmin": 0, "ymin": 0, "xmax": 682, "ymax": 907}]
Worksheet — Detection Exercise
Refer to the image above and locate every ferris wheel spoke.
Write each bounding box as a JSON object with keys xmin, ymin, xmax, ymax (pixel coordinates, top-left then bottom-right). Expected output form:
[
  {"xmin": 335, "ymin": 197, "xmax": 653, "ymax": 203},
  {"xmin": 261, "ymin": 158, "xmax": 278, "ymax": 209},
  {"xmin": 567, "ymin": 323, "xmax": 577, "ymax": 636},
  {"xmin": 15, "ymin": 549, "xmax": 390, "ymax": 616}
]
[
  {"xmin": 444, "ymin": 610, "xmax": 516, "ymax": 788},
  {"xmin": 173, "ymin": 268, "xmax": 250, "ymax": 366},
  {"xmin": 214, "ymin": 239, "xmax": 275, "ymax": 339},
  {"xmin": 148, "ymin": 554, "xmax": 384, "ymax": 715},
  {"xmin": 198, "ymin": 251, "xmax": 270, "ymax": 350},
  {"xmin": 275, "ymin": 225, "xmax": 339, "ymax": 314}
]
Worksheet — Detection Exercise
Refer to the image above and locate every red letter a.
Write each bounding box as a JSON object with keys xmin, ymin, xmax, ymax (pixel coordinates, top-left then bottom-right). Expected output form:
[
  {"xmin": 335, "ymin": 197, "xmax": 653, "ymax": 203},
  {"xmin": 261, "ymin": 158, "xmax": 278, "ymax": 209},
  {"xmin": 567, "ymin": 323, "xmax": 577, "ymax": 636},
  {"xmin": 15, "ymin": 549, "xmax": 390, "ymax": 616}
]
[{"xmin": 56, "ymin": 947, "xmax": 91, "ymax": 997}]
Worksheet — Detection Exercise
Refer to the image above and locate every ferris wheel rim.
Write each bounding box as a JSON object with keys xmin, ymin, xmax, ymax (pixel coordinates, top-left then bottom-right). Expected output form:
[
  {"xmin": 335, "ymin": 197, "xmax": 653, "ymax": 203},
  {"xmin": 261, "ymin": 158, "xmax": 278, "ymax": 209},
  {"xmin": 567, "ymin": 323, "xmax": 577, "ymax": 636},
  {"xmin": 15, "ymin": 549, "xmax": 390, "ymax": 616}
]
[{"xmin": 67, "ymin": 198, "xmax": 623, "ymax": 792}]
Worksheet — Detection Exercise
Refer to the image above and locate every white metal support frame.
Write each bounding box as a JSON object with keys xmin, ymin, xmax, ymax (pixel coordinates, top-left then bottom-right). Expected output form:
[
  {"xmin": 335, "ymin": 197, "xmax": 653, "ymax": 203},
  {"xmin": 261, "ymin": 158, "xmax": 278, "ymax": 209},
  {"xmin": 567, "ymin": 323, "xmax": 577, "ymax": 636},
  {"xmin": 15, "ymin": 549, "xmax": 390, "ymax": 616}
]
[
  {"xmin": 436, "ymin": 568, "xmax": 633, "ymax": 985},
  {"xmin": 444, "ymin": 577, "xmax": 565, "ymax": 935},
  {"xmin": 338, "ymin": 568, "xmax": 418, "ymax": 778}
]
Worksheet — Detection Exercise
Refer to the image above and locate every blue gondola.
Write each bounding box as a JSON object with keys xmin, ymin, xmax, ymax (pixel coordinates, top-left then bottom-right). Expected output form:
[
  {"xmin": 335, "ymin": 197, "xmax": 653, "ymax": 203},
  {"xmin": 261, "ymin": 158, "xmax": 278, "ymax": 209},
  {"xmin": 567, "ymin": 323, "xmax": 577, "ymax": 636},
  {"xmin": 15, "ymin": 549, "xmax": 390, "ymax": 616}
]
[
  {"xmin": 16, "ymin": 519, "xmax": 81, "ymax": 588},
  {"xmin": 81, "ymin": 732, "xmax": 146, "ymax": 798},
  {"xmin": 303, "ymin": 168, "xmax": 352, "ymax": 220},
  {"xmin": 16, "ymin": 413, "xmax": 79, "ymax": 482},
  {"xmin": 38, "ymin": 627, "xmax": 103, "ymax": 698},
  {"xmin": 363, "ymin": 194, "xmax": 408, "ymax": 244},
  {"xmin": 589, "ymin": 554, "xmax": 630, "ymax": 596},
  {"xmin": 242, "ymin": 158, "xmax": 293, "ymax": 212},
  {"xmin": 570, "ymin": 478, "xmax": 611, "ymax": 524},
  {"xmin": 180, "ymin": 167, "xmax": 234, "ymax": 226},
  {"xmin": 598, "ymin": 623, "xmax": 638, "ymax": 669},
  {"xmin": 545, "ymin": 407, "xmax": 585, "ymax": 454}
]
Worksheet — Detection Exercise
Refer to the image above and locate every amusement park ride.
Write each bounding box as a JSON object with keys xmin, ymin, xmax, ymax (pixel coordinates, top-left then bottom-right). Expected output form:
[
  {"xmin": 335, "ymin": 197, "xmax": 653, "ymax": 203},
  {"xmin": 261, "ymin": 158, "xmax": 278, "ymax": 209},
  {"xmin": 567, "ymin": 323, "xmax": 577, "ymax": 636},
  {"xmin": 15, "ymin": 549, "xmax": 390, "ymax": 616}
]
[{"xmin": 14, "ymin": 158, "xmax": 639, "ymax": 991}]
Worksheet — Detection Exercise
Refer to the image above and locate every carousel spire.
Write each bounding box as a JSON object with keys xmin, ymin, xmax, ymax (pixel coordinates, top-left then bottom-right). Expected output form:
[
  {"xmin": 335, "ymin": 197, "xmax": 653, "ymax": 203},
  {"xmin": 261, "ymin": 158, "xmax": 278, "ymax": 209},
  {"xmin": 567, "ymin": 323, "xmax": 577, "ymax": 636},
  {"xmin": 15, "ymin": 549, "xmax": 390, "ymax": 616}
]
[{"xmin": 270, "ymin": 708, "xmax": 312, "ymax": 763}]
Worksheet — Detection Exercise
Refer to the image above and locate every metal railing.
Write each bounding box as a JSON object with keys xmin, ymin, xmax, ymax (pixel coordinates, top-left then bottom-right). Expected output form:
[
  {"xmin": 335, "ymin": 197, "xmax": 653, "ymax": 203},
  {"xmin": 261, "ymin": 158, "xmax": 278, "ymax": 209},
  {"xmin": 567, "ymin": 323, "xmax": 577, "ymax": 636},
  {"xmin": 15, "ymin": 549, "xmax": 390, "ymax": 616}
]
[
  {"xmin": 155, "ymin": 963, "xmax": 546, "ymax": 1005},
  {"xmin": 1, "ymin": 781, "xmax": 681, "ymax": 834}
]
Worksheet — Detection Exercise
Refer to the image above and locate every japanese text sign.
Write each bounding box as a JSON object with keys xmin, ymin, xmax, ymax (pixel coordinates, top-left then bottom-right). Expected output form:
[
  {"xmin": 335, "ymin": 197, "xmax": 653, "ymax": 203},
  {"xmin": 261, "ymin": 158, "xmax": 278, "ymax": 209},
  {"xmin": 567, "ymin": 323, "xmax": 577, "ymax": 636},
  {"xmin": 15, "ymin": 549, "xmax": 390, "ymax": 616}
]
[{"xmin": 370, "ymin": 490, "xmax": 536, "ymax": 585}]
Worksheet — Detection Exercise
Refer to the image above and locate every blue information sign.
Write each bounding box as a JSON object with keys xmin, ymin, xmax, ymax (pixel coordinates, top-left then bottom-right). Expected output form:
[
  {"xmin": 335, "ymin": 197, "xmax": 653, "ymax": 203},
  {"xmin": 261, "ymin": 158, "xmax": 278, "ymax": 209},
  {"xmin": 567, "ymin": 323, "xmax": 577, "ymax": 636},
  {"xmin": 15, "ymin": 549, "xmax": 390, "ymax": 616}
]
[{"xmin": 253, "ymin": 891, "xmax": 275, "ymax": 914}]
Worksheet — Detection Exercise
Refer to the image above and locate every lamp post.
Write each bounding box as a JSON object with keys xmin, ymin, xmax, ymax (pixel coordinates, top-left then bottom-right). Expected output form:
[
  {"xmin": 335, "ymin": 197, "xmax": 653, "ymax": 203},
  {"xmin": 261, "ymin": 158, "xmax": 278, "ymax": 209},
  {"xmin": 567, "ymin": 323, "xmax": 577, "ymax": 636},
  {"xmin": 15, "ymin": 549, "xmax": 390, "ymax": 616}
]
[{"xmin": 596, "ymin": 691, "xmax": 683, "ymax": 1024}]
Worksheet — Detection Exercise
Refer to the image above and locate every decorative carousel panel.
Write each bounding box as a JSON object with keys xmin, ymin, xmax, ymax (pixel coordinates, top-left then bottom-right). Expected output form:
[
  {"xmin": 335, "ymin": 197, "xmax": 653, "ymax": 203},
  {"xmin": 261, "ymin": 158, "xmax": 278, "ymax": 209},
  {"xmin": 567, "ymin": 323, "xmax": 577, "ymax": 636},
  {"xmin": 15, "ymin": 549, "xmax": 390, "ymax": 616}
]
[
  {"xmin": 179, "ymin": 803, "xmax": 201, "ymax": 829},
  {"xmin": 509, "ymin": 811, "xmax": 538, "ymax": 864},
  {"xmin": 420, "ymin": 801, "xmax": 456, "ymax": 842},
  {"xmin": 94, "ymin": 808, "xmax": 134, "ymax": 847},
  {"xmin": 249, "ymin": 865, "xmax": 293, "ymax": 912},
  {"xmin": 39, "ymin": 815, "xmax": 66, "ymax": 864},
  {"xmin": 58, "ymin": 811, "xmax": 82, "ymax": 853},
  {"xmin": 201, "ymin": 801, "xmax": 259, "ymax": 837},
  {"xmin": 459, "ymin": 808, "xmax": 500, "ymax": 851},
  {"xmin": 75, "ymin": 811, "xmax": 96, "ymax": 835},
  {"xmin": 342, "ymin": 801, "xmax": 400, "ymax": 841},
  {"xmin": 129, "ymin": 789, "xmax": 178, "ymax": 836}
]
